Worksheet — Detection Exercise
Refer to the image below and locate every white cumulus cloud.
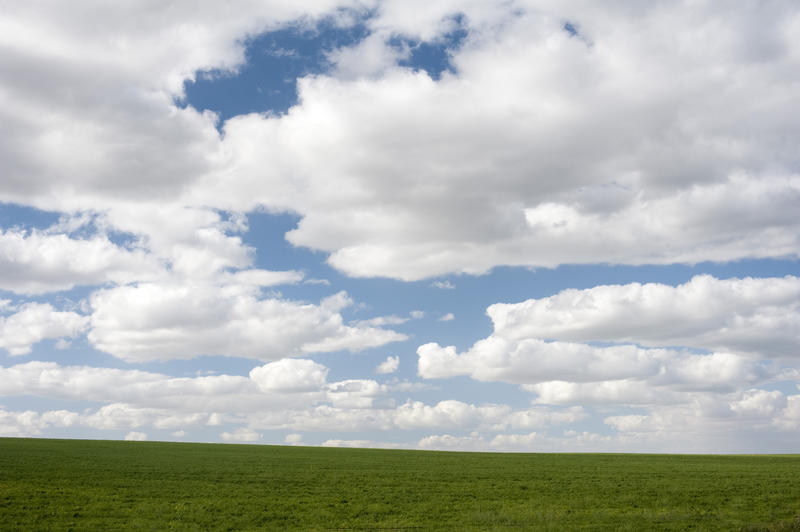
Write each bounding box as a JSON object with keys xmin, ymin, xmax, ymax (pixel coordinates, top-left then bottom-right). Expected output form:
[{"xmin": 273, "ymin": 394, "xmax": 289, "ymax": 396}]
[
  {"xmin": 0, "ymin": 303, "xmax": 88, "ymax": 355},
  {"xmin": 375, "ymin": 355, "xmax": 399, "ymax": 374}
]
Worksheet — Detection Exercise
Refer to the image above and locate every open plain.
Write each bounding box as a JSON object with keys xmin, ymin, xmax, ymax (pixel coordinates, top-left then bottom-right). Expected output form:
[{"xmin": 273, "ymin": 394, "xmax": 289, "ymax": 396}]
[{"xmin": 1, "ymin": 438, "xmax": 799, "ymax": 530}]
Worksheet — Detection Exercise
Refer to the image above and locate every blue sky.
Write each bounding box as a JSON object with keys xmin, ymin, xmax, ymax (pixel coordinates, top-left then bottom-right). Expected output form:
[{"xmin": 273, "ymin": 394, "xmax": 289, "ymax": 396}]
[{"xmin": 1, "ymin": 2, "xmax": 800, "ymax": 452}]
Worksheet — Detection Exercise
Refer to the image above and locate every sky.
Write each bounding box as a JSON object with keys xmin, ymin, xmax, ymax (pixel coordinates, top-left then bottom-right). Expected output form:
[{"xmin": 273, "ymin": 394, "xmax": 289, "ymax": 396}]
[{"xmin": 1, "ymin": 1, "xmax": 799, "ymax": 452}]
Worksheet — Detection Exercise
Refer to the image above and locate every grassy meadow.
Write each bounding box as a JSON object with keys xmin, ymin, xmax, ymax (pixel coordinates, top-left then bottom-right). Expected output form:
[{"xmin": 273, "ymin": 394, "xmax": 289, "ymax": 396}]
[{"xmin": 1, "ymin": 438, "xmax": 799, "ymax": 530}]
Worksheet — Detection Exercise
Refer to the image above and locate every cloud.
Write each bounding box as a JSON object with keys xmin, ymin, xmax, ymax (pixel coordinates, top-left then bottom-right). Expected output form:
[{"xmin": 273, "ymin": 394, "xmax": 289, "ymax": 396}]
[
  {"xmin": 418, "ymin": 432, "xmax": 486, "ymax": 451},
  {"xmin": 431, "ymin": 280, "xmax": 455, "ymax": 289},
  {"xmin": 5, "ymin": 355, "xmax": 798, "ymax": 452},
  {"xmin": 487, "ymin": 275, "xmax": 800, "ymax": 358},
  {"xmin": 418, "ymin": 275, "xmax": 798, "ymax": 394},
  {"xmin": 284, "ymin": 433, "xmax": 303, "ymax": 445},
  {"xmin": 375, "ymin": 355, "xmax": 400, "ymax": 374},
  {"xmin": 221, "ymin": 428, "xmax": 262, "ymax": 442},
  {"xmin": 326, "ymin": 379, "xmax": 384, "ymax": 409},
  {"xmin": 0, "ymin": 361, "xmax": 302, "ymax": 413},
  {"xmin": 250, "ymin": 359, "xmax": 329, "ymax": 393},
  {"xmin": 394, "ymin": 400, "xmax": 509, "ymax": 431},
  {"xmin": 321, "ymin": 439, "xmax": 402, "ymax": 449},
  {"xmin": 202, "ymin": 4, "xmax": 800, "ymax": 280},
  {"xmin": 416, "ymin": 274, "xmax": 798, "ymax": 425},
  {"xmin": 88, "ymin": 279, "xmax": 406, "ymax": 362},
  {"xmin": 0, "ymin": 303, "xmax": 88, "ymax": 355},
  {"xmin": 0, "ymin": 229, "xmax": 161, "ymax": 294},
  {"xmin": 328, "ymin": 32, "xmax": 409, "ymax": 79},
  {"xmin": 0, "ymin": 408, "xmax": 78, "ymax": 437},
  {"xmin": 1, "ymin": 3, "xmax": 798, "ymax": 286},
  {"xmin": 124, "ymin": 431, "xmax": 148, "ymax": 441},
  {"xmin": 0, "ymin": 1, "xmax": 353, "ymax": 209},
  {"xmin": 438, "ymin": 313, "xmax": 454, "ymax": 322},
  {"xmin": 418, "ymin": 340, "xmax": 774, "ymax": 393},
  {"xmin": 353, "ymin": 315, "xmax": 409, "ymax": 327},
  {"xmin": 0, "ymin": 359, "xmax": 584, "ymax": 434}
]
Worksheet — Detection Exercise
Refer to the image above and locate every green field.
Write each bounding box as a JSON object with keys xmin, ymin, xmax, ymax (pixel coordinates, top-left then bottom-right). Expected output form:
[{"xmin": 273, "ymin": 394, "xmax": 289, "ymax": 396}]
[{"xmin": 1, "ymin": 438, "xmax": 799, "ymax": 530}]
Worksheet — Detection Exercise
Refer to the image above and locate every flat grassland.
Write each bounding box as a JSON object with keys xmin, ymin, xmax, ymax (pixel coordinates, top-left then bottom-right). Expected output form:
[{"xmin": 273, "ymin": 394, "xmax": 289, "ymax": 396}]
[{"xmin": 1, "ymin": 438, "xmax": 799, "ymax": 531}]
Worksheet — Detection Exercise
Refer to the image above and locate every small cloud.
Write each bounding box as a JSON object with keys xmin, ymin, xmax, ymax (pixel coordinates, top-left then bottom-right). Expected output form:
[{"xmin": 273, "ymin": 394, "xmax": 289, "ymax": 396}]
[
  {"xmin": 410, "ymin": 310, "xmax": 425, "ymax": 319},
  {"xmin": 54, "ymin": 338, "xmax": 71, "ymax": 350},
  {"xmin": 285, "ymin": 433, "xmax": 303, "ymax": 445},
  {"xmin": 354, "ymin": 315, "xmax": 408, "ymax": 327},
  {"xmin": 207, "ymin": 413, "xmax": 223, "ymax": 426},
  {"xmin": 376, "ymin": 355, "xmax": 400, "ymax": 374},
  {"xmin": 322, "ymin": 439, "xmax": 403, "ymax": 449},
  {"xmin": 172, "ymin": 430, "xmax": 186, "ymax": 438},
  {"xmin": 221, "ymin": 428, "xmax": 262, "ymax": 443},
  {"xmin": 124, "ymin": 431, "xmax": 147, "ymax": 441},
  {"xmin": 438, "ymin": 313, "xmax": 455, "ymax": 322},
  {"xmin": 304, "ymin": 278, "xmax": 331, "ymax": 286},
  {"xmin": 431, "ymin": 280, "xmax": 455, "ymax": 290},
  {"xmin": 322, "ymin": 439, "xmax": 374, "ymax": 448}
]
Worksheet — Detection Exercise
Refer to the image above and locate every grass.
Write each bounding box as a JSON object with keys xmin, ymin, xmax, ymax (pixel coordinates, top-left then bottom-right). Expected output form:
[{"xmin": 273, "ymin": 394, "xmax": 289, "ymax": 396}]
[{"xmin": 1, "ymin": 438, "xmax": 799, "ymax": 530}]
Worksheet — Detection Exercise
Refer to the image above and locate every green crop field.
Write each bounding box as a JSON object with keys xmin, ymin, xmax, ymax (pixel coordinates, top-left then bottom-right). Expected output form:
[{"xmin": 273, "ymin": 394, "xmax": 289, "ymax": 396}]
[{"xmin": 1, "ymin": 438, "xmax": 799, "ymax": 531}]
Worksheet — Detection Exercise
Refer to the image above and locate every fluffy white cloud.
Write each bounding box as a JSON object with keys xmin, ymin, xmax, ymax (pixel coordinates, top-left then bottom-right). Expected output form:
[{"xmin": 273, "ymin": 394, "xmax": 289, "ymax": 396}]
[
  {"xmin": 601, "ymin": 390, "xmax": 800, "ymax": 452},
  {"xmin": 284, "ymin": 433, "xmax": 303, "ymax": 445},
  {"xmin": 489, "ymin": 432, "xmax": 543, "ymax": 451},
  {"xmin": 418, "ymin": 275, "xmax": 798, "ymax": 401},
  {"xmin": 88, "ymin": 279, "xmax": 406, "ymax": 362},
  {"xmin": 124, "ymin": 431, "xmax": 148, "ymax": 441},
  {"xmin": 418, "ymin": 432, "xmax": 486, "ymax": 451},
  {"xmin": 0, "ymin": 229, "xmax": 161, "ymax": 294},
  {"xmin": 418, "ymin": 340, "xmax": 774, "ymax": 392},
  {"xmin": 0, "ymin": 361, "xmax": 287, "ymax": 412},
  {"xmin": 250, "ymin": 359, "xmax": 329, "ymax": 393},
  {"xmin": 526, "ymin": 380, "xmax": 677, "ymax": 406},
  {"xmin": 417, "ymin": 274, "xmax": 799, "ymax": 436},
  {"xmin": 1, "ymin": 3, "xmax": 798, "ymax": 285},
  {"xmin": 0, "ymin": 359, "xmax": 586, "ymax": 434},
  {"xmin": 0, "ymin": 408, "xmax": 79, "ymax": 437},
  {"xmin": 394, "ymin": 400, "xmax": 509, "ymax": 431},
  {"xmin": 326, "ymin": 379, "xmax": 385, "ymax": 409},
  {"xmin": 488, "ymin": 275, "xmax": 800, "ymax": 358},
  {"xmin": 0, "ymin": 1, "xmax": 355, "ymax": 207},
  {"xmin": 221, "ymin": 427, "xmax": 262, "ymax": 442},
  {"xmin": 375, "ymin": 355, "xmax": 399, "ymax": 374},
  {"xmin": 197, "ymin": 3, "xmax": 800, "ymax": 280},
  {"xmin": 0, "ymin": 303, "xmax": 88, "ymax": 355}
]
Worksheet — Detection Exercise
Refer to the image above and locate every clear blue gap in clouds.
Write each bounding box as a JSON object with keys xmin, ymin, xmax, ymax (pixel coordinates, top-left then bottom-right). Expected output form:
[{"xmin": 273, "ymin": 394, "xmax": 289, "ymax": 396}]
[
  {"xmin": 0, "ymin": 202, "xmax": 138, "ymax": 249},
  {"xmin": 394, "ymin": 14, "xmax": 468, "ymax": 80},
  {"xmin": 0, "ymin": 202, "xmax": 60, "ymax": 229},
  {"xmin": 182, "ymin": 15, "xmax": 467, "ymax": 122},
  {"xmin": 183, "ymin": 21, "xmax": 366, "ymax": 122},
  {"xmin": 563, "ymin": 21, "xmax": 579, "ymax": 37}
]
